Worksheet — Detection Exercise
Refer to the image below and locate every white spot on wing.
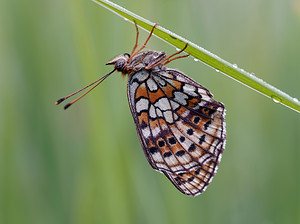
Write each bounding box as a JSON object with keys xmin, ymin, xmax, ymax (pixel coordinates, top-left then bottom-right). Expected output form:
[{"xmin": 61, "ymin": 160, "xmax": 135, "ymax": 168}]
[
  {"xmin": 129, "ymin": 82, "xmax": 139, "ymax": 102},
  {"xmin": 133, "ymin": 70, "xmax": 149, "ymax": 82},
  {"xmin": 176, "ymin": 75, "xmax": 186, "ymax": 82},
  {"xmin": 152, "ymin": 127, "xmax": 160, "ymax": 137},
  {"xmin": 183, "ymin": 84, "xmax": 197, "ymax": 96},
  {"xmin": 170, "ymin": 100, "xmax": 180, "ymax": 110},
  {"xmin": 163, "ymin": 110, "xmax": 173, "ymax": 123},
  {"xmin": 153, "ymin": 75, "xmax": 166, "ymax": 86},
  {"xmin": 156, "ymin": 163, "xmax": 168, "ymax": 169},
  {"xmin": 146, "ymin": 78, "xmax": 158, "ymax": 91},
  {"xmin": 171, "ymin": 165, "xmax": 184, "ymax": 172},
  {"xmin": 142, "ymin": 127, "xmax": 151, "ymax": 138},
  {"xmin": 136, "ymin": 98, "xmax": 149, "ymax": 113},
  {"xmin": 173, "ymin": 91, "xmax": 188, "ymax": 105},
  {"xmin": 198, "ymin": 88, "xmax": 212, "ymax": 102},
  {"xmin": 149, "ymin": 105, "xmax": 156, "ymax": 118},
  {"xmin": 173, "ymin": 113, "xmax": 178, "ymax": 120},
  {"xmin": 154, "ymin": 97, "xmax": 171, "ymax": 111},
  {"xmin": 176, "ymin": 153, "xmax": 192, "ymax": 165},
  {"xmin": 183, "ymin": 161, "xmax": 198, "ymax": 169},
  {"xmin": 156, "ymin": 108, "xmax": 163, "ymax": 117},
  {"xmin": 165, "ymin": 155, "xmax": 178, "ymax": 166},
  {"xmin": 153, "ymin": 153, "xmax": 163, "ymax": 163}
]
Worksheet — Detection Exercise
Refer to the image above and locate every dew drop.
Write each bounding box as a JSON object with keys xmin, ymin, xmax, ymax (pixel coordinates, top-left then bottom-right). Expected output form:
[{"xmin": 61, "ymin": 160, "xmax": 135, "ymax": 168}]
[
  {"xmin": 194, "ymin": 58, "xmax": 199, "ymax": 62},
  {"xmin": 233, "ymin": 64, "xmax": 238, "ymax": 68},
  {"xmin": 293, "ymin": 98, "xmax": 299, "ymax": 103},
  {"xmin": 215, "ymin": 69, "xmax": 220, "ymax": 73},
  {"xmin": 175, "ymin": 48, "xmax": 180, "ymax": 51},
  {"xmin": 123, "ymin": 18, "xmax": 129, "ymax": 21},
  {"xmin": 271, "ymin": 96, "xmax": 281, "ymax": 103}
]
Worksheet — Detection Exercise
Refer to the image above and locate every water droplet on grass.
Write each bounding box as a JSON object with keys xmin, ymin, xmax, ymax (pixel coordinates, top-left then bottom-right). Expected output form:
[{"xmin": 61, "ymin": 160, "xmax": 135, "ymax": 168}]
[{"xmin": 271, "ymin": 96, "xmax": 281, "ymax": 103}]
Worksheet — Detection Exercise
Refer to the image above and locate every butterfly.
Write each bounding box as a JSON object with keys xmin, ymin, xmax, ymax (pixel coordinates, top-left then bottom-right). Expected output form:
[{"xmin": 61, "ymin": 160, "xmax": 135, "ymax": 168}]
[{"xmin": 56, "ymin": 23, "xmax": 226, "ymax": 196}]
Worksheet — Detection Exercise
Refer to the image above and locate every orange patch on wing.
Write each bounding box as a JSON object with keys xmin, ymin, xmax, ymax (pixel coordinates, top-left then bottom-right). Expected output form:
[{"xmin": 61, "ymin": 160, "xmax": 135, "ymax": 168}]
[
  {"xmin": 170, "ymin": 80, "xmax": 182, "ymax": 89},
  {"xmin": 149, "ymin": 89, "xmax": 165, "ymax": 103},
  {"xmin": 176, "ymin": 106, "xmax": 188, "ymax": 116},
  {"xmin": 146, "ymin": 140, "xmax": 157, "ymax": 151},
  {"xmin": 135, "ymin": 83, "xmax": 148, "ymax": 99},
  {"xmin": 198, "ymin": 117, "xmax": 210, "ymax": 127},
  {"xmin": 158, "ymin": 118, "xmax": 169, "ymax": 130},
  {"xmin": 138, "ymin": 112, "xmax": 149, "ymax": 126},
  {"xmin": 161, "ymin": 85, "xmax": 176, "ymax": 98},
  {"xmin": 187, "ymin": 98, "xmax": 199, "ymax": 107},
  {"xmin": 149, "ymin": 118, "xmax": 160, "ymax": 130},
  {"xmin": 200, "ymin": 107, "xmax": 212, "ymax": 116}
]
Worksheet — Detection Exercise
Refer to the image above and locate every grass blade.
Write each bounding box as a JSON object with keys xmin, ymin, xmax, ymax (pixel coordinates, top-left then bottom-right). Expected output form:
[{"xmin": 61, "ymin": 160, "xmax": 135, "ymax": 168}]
[{"xmin": 92, "ymin": 0, "xmax": 300, "ymax": 113}]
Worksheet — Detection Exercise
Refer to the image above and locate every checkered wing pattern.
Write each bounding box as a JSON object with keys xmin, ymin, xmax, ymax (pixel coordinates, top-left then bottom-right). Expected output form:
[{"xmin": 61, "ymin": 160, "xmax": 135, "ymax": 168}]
[{"xmin": 127, "ymin": 68, "xmax": 226, "ymax": 196}]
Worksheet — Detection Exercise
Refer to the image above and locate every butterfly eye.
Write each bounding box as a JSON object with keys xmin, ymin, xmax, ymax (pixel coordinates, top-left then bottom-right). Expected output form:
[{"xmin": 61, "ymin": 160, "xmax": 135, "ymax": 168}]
[
  {"xmin": 106, "ymin": 53, "xmax": 130, "ymax": 71},
  {"xmin": 114, "ymin": 59, "xmax": 126, "ymax": 71}
]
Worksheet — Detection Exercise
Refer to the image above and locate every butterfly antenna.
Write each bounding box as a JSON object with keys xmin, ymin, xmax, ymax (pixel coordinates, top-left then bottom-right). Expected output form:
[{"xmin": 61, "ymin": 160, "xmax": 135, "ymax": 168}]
[{"xmin": 55, "ymin": 69, "xmax": 116, "ymax": 109}]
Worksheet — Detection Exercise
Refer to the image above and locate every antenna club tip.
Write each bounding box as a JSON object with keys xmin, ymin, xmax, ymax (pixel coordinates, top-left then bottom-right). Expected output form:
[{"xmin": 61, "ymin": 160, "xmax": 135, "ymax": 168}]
[
  {"xmin": 64, "ymin": 103, "xmax": 72, "ymax": 110},
  {"xmin": 55, "ymin": 98, "xmax": 65, "ymax": 105}
]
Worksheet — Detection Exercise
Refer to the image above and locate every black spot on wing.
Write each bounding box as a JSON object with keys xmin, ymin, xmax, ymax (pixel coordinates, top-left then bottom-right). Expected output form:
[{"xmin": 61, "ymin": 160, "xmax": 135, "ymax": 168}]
[
  {"xmin": 175, "ymin": 150, "xmax": 186, "ymax": 157},
  {"xmin": 188, "ymin": 144, "xmax": 196, "ymax": 152},
  {"xmin": 168, "ymin": 137, "xmax": 176, "ymax": 145},
  {"xmin": 187, "ymin": 128, "xmax": 194, "ymax": 135},
  {"xmin": 149, "ymin": 147, "xmax": 159, "ymax": 154},
  {"xmin": 163, "ymin": 152, "xmax": 172, "ymax": 158}
]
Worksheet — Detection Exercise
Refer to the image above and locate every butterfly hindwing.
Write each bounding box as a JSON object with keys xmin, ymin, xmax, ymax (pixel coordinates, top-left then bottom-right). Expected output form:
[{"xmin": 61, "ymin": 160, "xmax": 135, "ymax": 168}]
[{"xmin": 127, "ymin": 67, "xmax": 226, "ymax": 196}]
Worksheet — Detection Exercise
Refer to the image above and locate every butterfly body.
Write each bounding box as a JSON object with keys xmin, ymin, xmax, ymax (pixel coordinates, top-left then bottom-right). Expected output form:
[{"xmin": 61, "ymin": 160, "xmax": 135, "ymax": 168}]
[{"xmin": 106, "ymin": 50, "xmax": 167, "ymax": 75}]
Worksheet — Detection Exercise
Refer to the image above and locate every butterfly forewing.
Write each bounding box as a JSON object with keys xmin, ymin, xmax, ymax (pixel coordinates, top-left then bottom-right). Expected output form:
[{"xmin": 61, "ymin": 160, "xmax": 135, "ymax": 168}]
[{"xmin": 127, "ymin": 67, "xmax": 226, "ymax": 196}]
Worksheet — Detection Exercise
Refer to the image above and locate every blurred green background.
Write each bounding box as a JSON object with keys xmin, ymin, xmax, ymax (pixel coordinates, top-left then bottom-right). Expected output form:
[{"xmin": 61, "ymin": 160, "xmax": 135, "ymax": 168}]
[{"xmin": 1, "ymin": 0, "xmax": 300, "ymax": 223}]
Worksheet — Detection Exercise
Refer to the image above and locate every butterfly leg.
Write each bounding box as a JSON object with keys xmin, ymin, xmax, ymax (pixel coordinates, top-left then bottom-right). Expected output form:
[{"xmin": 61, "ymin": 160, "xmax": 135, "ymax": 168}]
[
  {"xmin": 129, "ymin": 23, "xmax": 158, "ymax": 60},
  {"xmin": 131, "ymin": 22, "xmax": 140, "ymax": 55},
  {"xmin": 163, "ymin": 53, "xmax": 189, "ymax": 65},
  {"xmin": 145, "ymin": 43, "xmax": 189, "ymax": 69}
]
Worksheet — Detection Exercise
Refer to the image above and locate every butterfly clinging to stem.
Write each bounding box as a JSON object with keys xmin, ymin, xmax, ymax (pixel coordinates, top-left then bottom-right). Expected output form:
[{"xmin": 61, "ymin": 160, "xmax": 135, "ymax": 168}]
[{"xmin": 56, "ymin": 23, "xmax": 226, "ymax": 196}]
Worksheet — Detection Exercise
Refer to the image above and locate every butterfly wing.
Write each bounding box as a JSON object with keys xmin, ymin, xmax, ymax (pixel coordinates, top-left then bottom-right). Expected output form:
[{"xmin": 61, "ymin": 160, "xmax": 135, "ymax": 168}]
[{"xmin": 127, "ymin": 68, "xmax": 226, "ymax": 196}]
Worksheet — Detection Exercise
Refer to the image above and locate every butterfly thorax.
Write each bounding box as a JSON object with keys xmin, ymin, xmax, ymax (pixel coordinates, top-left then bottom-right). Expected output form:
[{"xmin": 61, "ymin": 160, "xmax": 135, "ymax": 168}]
[{"xmin": 106, "ymin": 50, "xmax": 167, "ymax": 76}]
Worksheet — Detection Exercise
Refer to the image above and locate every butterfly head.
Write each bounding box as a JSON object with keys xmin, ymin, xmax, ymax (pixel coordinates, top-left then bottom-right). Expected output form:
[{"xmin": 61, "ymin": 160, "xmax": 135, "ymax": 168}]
[{"xmin": 106, "ymin": 53, "xmax": 130, "ymax": 72}]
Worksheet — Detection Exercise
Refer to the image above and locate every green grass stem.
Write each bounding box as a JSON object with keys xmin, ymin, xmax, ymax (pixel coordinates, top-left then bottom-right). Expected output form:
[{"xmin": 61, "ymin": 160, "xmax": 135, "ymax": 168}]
[{"xmin": 92, "ymin": 0, "xmax": 300, "ymax": 113}]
